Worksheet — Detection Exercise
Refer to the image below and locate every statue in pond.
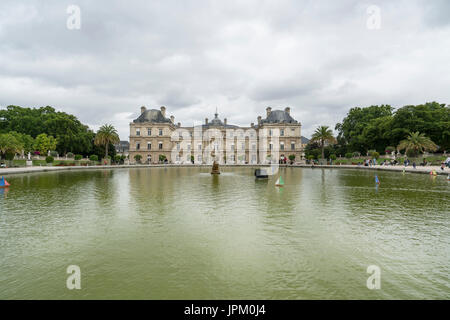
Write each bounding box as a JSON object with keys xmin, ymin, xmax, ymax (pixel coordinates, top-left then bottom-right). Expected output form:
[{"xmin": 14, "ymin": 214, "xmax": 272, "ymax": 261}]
[{"xmin": 210, "ymin": 150, "xmax": 220, "ymax": 174}]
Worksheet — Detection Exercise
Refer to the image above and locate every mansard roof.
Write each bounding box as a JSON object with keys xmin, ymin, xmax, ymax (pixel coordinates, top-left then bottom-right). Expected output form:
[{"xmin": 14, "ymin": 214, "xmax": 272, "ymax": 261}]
[
  {"xmin": 261, "ymin": 109, "xmax": 298, "ymax": 124},
  {"xmin": 133, "ymin": 109, "xmax": 171, "ymax": 123}
]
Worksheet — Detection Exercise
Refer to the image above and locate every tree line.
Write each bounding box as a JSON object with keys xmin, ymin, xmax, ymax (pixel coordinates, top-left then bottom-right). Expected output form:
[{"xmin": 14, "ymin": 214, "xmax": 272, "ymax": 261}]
[
  {"xmin": 0, "ymin": 105, "xmax": 119, "ymax": 160},
  {"xmin": 307, "ymin": 101, "xmax": 449, "ymax": 159}
]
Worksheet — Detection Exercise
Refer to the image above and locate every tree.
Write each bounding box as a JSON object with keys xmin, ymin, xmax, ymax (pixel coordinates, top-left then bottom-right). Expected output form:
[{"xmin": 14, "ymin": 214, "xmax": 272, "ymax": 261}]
[
  {"xmin": 397, "ymin": 132, "xmax": 438, "ymax": 157},
  {"xmin": 0, "ymin": 133, "xmax": 23, "ymax": 160},
  {"xmin": 34, "ymin": 133, "xmax": 57, "ymax": 155},
  {"xmin": 134, "ymin": 154, "xmax": 142, "ymax": 163},
  {"xmin": 9, "ymin": 131, "xmax": 35, "ymax": 154},
  {"xmin": 0, "ymin": 105, "xmax": 95, "ymax": 155},
  {"xmin": 335, "ymin": 105, "xmax": 393, "ymax": 153},
  {"xmin": 310, "ymin": 126, "xmax": 336, "ymax": 160},
  {"xmin": 94, "ymin": 124, "xmax": 120, "ymax": 159}
]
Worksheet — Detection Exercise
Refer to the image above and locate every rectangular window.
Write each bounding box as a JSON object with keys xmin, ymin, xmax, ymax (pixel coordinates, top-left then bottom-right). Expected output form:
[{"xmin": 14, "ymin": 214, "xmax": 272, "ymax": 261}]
[
  {"xmin": 177, "ymin": 143, "xmax": 180, "ymax": 151},
  {"xmin": 252, "ymin": 144, "xmax": 256, "ymax": 151},
  {"xmin": 269, "ymin": 143, "xmax": 273, "ymax": 151},
  {"xmin": 147, "ymin": 142, "xmax": 151, "ymax": 150},
  {"xmin": 241, "ymin": 142, "xmax": 245, "ymax": 150},
  {"xmin": 231, "ymin": 144, "xmax": 235, "ymax": 151},
  {"xmin": 147, "ymin": 128, "xmax": 151, "ymax": 136},
  {"xmin": 269, "ymin": 129, "xmax": 273, "ymax": 137},
  {"xmin": 291, "ymin": 141, "xmax": 295, "ymax": 150},
  {"xmin": 136, "ymin": 142, "xmax": 140, "ymax": 150},
  {"xmin": 197, "ymin": 155, "xmax": 202, "ymax": 162},
  {"xmin": 159, "ymin": 129, "xmax": 163, "ymax": 136},
  {"xmin": 187, "ymin": 144, "xmax": 191, "ymax": 151},
  {"xmin": 198, "ymin": 144, "xmax": 202, "ymax": 151},
  {"xmin": 136, "ymin": 128, "xmax": 141, "ymax": 136},
  {"xmin": 159, "ymin": 142, "xmax": 163, "ymax": 150},
  {"xmin": 280, "ymin": 143, "xmax": 284, "ymax": 151},
  {"xmin": 281, "ymin": 129, "xmax": 284, "ymax": 136}
]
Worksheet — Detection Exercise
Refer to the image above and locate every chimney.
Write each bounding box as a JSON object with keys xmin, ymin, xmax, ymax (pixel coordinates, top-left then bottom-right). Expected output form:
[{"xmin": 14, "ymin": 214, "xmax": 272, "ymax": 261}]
[
  {"xmin": 257, "ymin": 116, "xmax": 262, "ymax": 125},
  {"xmin": 224, "ymin": 118, "xmax": 227, "ymax": 125},
  {"xmin": 160, "ymin": 106, "xmax": 166, "ymax": 117},
  {"xmin": 205, "ymin": 118, "xmax": 208, "ymax": 125},
  {"xmin": 141, "ymin": 106, "xmax": 146, "ymax": 114},
  {"xmin": 284, "ymin": 107, "xmax": 290, "ymax": 115},
  {"xmin": 266, "ymin": 107, "xmax": 272, "ymax": 117},
  {"xmin": 170, "ymin": 115, "xmax": 175, "ymax": 123}
]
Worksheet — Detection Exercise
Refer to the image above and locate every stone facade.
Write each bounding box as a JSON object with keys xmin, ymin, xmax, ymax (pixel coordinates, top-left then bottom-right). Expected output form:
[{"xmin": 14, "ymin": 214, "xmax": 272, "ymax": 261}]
[{"xmin": 129, "ymin": 106, "xmax": 303, "ymax": 164}]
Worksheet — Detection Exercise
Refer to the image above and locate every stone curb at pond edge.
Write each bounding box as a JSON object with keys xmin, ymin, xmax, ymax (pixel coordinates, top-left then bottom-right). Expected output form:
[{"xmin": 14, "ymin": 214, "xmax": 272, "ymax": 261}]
[{"xmin": 0, "ymin": 164, "xmax": 448, "ymax": 176}]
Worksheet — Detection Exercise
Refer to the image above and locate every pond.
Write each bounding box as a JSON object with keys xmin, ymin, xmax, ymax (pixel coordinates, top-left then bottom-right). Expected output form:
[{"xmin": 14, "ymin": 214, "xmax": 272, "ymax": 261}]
[{"xmin": 0, "ymin": 167, "xmax": 448, "ymax": 299}]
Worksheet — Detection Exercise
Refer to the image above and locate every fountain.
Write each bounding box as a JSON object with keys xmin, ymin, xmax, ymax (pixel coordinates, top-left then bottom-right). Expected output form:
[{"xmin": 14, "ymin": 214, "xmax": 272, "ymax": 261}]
[{"xmin": 210, "ymin": 150, "xmax": 220, "ymax": 174}]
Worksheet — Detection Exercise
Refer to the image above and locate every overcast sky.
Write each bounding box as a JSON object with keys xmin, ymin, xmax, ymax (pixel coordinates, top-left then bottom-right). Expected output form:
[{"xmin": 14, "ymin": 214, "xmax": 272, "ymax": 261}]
[{"xmin": 0, "ymin": 0, "xmax": 449, "ymax": 140}]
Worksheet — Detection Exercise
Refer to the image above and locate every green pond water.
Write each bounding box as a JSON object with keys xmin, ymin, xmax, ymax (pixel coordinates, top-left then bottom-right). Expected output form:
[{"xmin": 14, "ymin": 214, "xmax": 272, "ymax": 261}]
[{"xmin": 0, "ymin": 167, "xmax": 448, "ymax": 299}]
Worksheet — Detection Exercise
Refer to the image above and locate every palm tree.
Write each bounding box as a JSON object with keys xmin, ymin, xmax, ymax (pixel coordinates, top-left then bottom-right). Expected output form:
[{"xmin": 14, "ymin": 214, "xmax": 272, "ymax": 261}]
[
  {"xmin": 94, "ymin": 124, "xmax": 120, "ymax": 159},
  {"xmin": 0, "ymin": 133, "xmax": 23, "ymax": 160},
  {"xmin": 397, "ymin": 131, "xmax": 438, "ymax": 156},
  {"xmin": 310, "ymin": 126, "xmax": 336, "ymax": 160}
]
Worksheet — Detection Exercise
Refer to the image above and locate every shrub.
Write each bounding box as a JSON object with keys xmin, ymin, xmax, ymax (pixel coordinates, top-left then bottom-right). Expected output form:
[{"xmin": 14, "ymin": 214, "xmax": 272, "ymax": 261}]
[
  {"xmin": 370, "ymin": 151, "xmax": 380, "ymax": 159},
  {"xmin": 74, "ymin": 154, "xmax": 82, "ymax": 160},
  {"xmin": 307, "ymin": 155, "xmax": 315, "ymax": 160},
  {"xmin": 329, "ymin": 154, "xmax": 337, "ymax": 160},
  {"xmin": 89, "ymin": 155, "xmax": 99, "ymax": 162},
  {"xmin": 288, "ymin": 154, "xmax": 296, "ymax": 161},
  {"xmin": 114, "ymin": 155, "xmax": 122, "ymax": 163},
  {"xmin": 352, "ymin": 151, "xmax": 361, "ymax": 157},
  {"xmin": 345, "ymin": 152, "xmax": 353, "ymax": 159},
  {"xmin": 385, "ymin": 146, "xmax": 395, "ymax": 154},
  {"xmin": 158, "ymin": 154, "xmax": 166, "ymax": 162},
  {"xmin": 134, "ymin": 154, "xmax": 142, "ymax": 162},
  {"xmin": 66, "ymin": 152, "xmax": 74, "ymax": 158},
  {"xmin": 45, "ymin": 156, "xmax": 54, "ymax": 163},
  {"xmin": 50, "ymin": 151, "xmax": 58, "ymax": 157}
]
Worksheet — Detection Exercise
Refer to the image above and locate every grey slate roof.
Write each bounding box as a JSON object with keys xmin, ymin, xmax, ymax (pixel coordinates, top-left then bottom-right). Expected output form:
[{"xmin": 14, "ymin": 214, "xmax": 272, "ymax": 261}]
[
  {"xmin": 301, "ymin": 136, "xmax": 310, "ymax": 144},
  {"xmin": 133, "ymin": 109, "xmax": 171, "ymax": 123},
  {"xmin": 261, "ymin": 110, "xmax": 298, "ymax": 124},
  {"xmin": 203, "ymin": 112, "xmax": 238, "ymax": 129}
]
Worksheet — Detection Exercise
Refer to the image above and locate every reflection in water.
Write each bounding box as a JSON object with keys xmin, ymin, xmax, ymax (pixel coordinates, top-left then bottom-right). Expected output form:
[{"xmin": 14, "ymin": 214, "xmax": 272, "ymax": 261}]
[{"xmin": 0, "ymin": 167, "xmax": 448, "ymax": 300}]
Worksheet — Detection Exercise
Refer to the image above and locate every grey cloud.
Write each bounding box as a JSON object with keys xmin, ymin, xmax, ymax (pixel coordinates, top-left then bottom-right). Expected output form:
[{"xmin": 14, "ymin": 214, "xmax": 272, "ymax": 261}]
[{"xmin": 0, "ymin": 0, "xmax": 449, "ymax": 140}]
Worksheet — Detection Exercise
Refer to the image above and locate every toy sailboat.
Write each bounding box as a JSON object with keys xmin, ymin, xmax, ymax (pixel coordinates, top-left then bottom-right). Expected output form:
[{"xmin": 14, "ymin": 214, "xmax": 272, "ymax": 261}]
[
  {"xmin": 275, "ymin": 176, "xmax": 284, "ymax": 187},
  {"xmin": 0, "ymin": 176, "xmax": 10, "ymax": 188},
  {"xmin": 375, "ymin": 175, "xmax": 380, "ymax": 185}
]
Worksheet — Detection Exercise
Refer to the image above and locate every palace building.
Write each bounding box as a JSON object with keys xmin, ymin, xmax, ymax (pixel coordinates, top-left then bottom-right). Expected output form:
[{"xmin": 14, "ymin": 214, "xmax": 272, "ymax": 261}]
[{"xmin": 129, "ymin": 106, "xmax": 303, "ymax": 164}]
